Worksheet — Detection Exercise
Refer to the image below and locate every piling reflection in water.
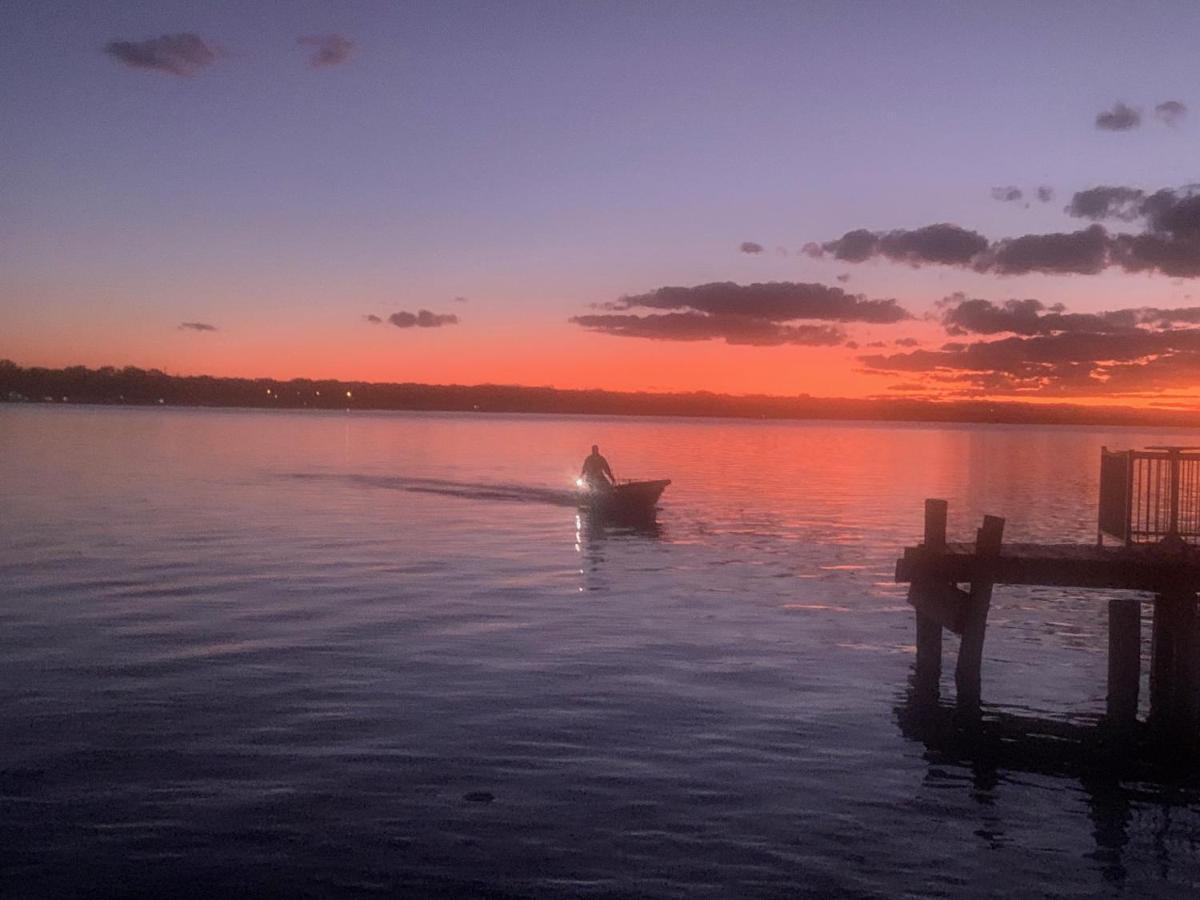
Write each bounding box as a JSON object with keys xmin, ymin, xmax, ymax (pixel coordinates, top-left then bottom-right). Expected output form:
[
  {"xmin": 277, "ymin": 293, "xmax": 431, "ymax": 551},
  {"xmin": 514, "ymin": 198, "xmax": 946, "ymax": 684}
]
[{"xmin": 896, "ymin": 676, "xmax": 1200, "ymax": 885}]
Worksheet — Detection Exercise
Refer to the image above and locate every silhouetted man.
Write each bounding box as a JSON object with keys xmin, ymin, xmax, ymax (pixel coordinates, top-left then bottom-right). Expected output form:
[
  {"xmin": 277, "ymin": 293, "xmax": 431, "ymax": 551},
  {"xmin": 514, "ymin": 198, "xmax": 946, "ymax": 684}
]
[{"xmin": 581, "ymin": 444, "xmax": 615, "ymax": 489}]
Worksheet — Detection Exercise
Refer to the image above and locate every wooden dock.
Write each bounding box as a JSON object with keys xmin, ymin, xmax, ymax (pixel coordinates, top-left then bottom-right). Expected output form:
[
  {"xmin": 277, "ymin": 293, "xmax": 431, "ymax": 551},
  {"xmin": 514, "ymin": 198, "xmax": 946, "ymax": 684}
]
[
  {"xmin": 896, "ymin": 499, "xmax": 1200, "ymax": 752},
  {"xmin": 897, "ymin": 541, "xmax": 1200, "ymax": 592}
]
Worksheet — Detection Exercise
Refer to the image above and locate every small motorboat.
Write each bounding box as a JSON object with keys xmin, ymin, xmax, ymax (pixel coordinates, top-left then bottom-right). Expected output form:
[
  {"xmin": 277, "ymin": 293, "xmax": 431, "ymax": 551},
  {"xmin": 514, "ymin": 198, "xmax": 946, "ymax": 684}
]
[{"xmin": 577, "ymin": 478, "xmax": 671, "ymax": 522}]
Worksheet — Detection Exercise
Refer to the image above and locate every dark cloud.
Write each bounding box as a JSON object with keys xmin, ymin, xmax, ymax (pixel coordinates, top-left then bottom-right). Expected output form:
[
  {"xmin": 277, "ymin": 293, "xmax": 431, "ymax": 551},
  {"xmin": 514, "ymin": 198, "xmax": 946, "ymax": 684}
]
[
  {"xmin": 817, "ymin": 224, "xmax": 1105, "ymax": 276},
  {"xmin": 940, "ymin": 296, "xmax": 1139, "ymax": 336},
  {"xmin": 894, "ymin": 337, "xmax": 920, "ymax": 347},
  {"xmin": 881, "ymin": 225, "xmax": 991, "ymax": 266},
  {"xmin": 1037, "ymin": 186, "xmax": 1054, "ymax": 204},
  {"xmin": 569, "ymin": 313, "xmax": 845, "ymax": 346},
  {"xmin": 1155, "ymin": 100, "xmax": 1187, "ymax": 126},
  {"xmin": 983, "ymin": 224, "xmax": 1109, "ymax": 275},
  {"xmin": 991, "ymin": 186, "xmax": 1023, "ymax": 203},
  {"xmin": 611, "ymin": 281, "xmax": 911, "ymax": 323},
  {"xmin": 104, "ymin": 33, "xmax": 216, "ymax": 77},
  {"xmin": 811, "ymin": 229, "xmax": 879, "ymax": 262},
  {"xmin": 814, "ymin": 224, "xmax": 988, "ymax": 267},
  {"xmin": 1065, "ymin": 186, "xmax": 1145, "ymax": 221},
  {"xmin": 863, "ymin": 330, "xmax": 1200, "ymax": 389},
  {"xmin": 388, "ymin": 310, "xmax": 459, "ymax": 328},
  {"xmin": 739, "ymin": 241, "xmax": 764, "ymax": 254},
  {"xmin": 453, "ymin": 296, "xmax": 469, "ymax": 303},
  {"xmin": 836, "ymin": 273, "xmax": 851, "ymax": 283},
  {"xmin": 862, "ymin": 300, "xmax": 1200, "ymax": 397},
  {"xmin": 1095, "ymin": 102, "xmax": 1141, "ymax": 131},
  {"xmin": 298, "ymin": 34, "xmax": 354, "ymax": 68},
  {"xmin": 179, "ymin": 322, "xmax": 217, "ymax": 332},
  {"xmin": 569, "ymin": 280, "xmax": 911, "ymax": 347},
  {"xmin": 1140, "ymin": 306, "xmax": 1200, "ymax": 326},
  {"xmin": 364, "ymin": 314, "xmax": 383, "ymax": 324},
  {"xmin": 813, "ymin": 184, "xmax": 1200, "ymax": 279},
  {"xmin": 1105, "ymin": 187, "xmax": 1200, "ymax": 277},
  {"xmin": 1141, "ymin": 188, "xmax": 1200, "ymax": 237},
  {"xmin": 1110, "ymin": 231, "xmax": 1200, "ymax": 277}
]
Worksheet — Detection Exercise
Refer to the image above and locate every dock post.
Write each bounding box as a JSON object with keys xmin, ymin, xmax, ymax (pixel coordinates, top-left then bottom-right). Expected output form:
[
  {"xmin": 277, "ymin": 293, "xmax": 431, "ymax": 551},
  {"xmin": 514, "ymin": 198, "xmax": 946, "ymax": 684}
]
[
  {"xmin": 1149, "ymin": 588, "xmax": 1200, "ymax": 751},
  {"xmin": 911, "ymin": 499, "xmax": 948, "ymax": 703},
  {"xmin": 1105, "ymin": 598, "xmax": 1140, "ymax": 734},
  {"xmin": 955, "ymin": 515, "xmax": 1005, "ymax": 716},
  {"xmin": 1185, "ymin": 593, "xmax": 1200, "ymax": 749}
]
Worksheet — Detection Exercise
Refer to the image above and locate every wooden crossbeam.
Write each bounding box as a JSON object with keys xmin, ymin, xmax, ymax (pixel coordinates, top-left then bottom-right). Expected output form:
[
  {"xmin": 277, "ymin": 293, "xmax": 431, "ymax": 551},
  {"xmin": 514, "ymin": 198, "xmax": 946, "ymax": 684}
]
[{"xmin": 897, "ymin": 542, "xmax": 1200, "ymax": 592}]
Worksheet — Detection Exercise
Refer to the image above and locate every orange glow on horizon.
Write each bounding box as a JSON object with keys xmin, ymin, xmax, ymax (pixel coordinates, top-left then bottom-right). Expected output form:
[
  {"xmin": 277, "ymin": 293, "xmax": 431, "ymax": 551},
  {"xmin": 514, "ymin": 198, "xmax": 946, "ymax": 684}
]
[{"xmin": 5, "ymin": 315, "xmax": 1199, "ymax": 410}]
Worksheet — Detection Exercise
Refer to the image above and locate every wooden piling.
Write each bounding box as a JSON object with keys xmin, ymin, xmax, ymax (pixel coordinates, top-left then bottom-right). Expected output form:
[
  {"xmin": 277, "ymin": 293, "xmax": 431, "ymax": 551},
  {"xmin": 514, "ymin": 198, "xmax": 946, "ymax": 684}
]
[
  {"xmin": 910, "ymin": 499, "xmax": 948, "ymax": 702},
  {"xmin": 897, "ymin": 498, "xmax": 1200, "ymax": 748},
  {"xmin": 955, "ymin": 515, "xmax": 1005, "ymax": 715},
  {"xmin": 1150, "ymin": 588, "xmax": 1199, "ymax": 748},
  {"xmin": 1179, "ymin": 592, "xmax": 1200, "ymax": 747},
  {"xmin": 1105, "ymin": 598, "xmax": 1140, "ymax": 733}
]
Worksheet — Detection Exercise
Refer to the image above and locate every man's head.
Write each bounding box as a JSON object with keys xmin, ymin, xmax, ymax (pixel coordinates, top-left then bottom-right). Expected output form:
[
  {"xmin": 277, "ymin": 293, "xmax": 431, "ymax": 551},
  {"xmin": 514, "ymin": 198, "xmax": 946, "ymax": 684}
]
[{"xmin": 591, "ymin": 444, "xmax": 599, "ymax": 454}]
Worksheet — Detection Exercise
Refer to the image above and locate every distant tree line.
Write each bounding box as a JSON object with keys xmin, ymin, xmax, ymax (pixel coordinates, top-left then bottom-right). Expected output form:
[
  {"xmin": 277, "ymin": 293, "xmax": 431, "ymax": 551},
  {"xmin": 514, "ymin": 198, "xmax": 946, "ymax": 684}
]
[{"xmin": 0, "ymin": 359, "xmax": 1196, "ymax": 427}]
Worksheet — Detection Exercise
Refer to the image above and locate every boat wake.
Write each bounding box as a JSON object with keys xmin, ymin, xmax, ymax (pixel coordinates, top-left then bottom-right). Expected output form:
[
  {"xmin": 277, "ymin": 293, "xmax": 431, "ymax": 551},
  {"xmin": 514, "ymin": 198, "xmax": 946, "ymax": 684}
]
[{"xmin": 285, "ymin": 472, "xmax": 579, "ymax": 507}]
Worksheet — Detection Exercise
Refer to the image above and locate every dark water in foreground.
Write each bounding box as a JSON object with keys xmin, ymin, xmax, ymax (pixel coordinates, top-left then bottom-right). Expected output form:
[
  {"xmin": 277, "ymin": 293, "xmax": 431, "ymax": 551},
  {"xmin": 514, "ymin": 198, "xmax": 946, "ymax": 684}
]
[{"xmin": 2, "ymin": 405, "xmax": 1199, "ymax": 898}]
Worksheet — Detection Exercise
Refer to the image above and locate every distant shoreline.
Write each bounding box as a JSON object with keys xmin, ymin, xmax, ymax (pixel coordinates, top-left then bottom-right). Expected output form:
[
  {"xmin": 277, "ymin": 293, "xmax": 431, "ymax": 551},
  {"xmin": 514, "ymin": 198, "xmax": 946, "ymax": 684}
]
[{"xmin": 1, "ymin": 360, "xmax": 1197, "ymax": 428}]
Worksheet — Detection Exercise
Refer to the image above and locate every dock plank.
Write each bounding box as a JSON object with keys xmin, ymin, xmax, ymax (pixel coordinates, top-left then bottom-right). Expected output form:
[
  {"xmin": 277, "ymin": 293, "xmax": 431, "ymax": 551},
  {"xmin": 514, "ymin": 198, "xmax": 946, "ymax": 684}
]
[{"xmin": 897, "ymin": 542, "xmax": 1200, "ymax": 591}]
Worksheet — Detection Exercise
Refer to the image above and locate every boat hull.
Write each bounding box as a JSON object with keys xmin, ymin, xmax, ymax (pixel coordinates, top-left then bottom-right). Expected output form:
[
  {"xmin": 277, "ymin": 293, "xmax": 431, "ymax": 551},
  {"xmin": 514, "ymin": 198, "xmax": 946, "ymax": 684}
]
[{"xmin": 578, "ymin": 479, "xmax": 670, "ymax": 522}]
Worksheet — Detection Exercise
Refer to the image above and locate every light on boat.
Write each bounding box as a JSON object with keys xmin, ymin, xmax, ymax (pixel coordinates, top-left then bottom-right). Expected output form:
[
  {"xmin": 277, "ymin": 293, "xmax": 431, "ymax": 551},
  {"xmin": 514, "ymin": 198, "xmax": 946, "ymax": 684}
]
[{"xmin": 575, "ymin": 478, "xmax": 585, "ymax": 488}]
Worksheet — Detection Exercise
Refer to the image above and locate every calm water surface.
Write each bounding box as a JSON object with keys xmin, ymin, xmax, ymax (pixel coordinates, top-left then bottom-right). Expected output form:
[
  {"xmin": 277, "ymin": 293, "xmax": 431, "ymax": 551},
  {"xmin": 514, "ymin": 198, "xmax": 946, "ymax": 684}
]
[{"xmin": 2, "ymin": 405, "xmax": 1199, "ymax": 898}]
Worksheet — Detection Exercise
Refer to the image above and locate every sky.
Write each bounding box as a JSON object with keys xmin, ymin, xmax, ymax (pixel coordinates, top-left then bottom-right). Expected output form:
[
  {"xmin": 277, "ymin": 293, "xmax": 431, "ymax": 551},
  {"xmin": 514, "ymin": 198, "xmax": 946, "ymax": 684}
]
[{"xmin": 4, "ymin": 1, "xmax": 1200, "ymax": 405}]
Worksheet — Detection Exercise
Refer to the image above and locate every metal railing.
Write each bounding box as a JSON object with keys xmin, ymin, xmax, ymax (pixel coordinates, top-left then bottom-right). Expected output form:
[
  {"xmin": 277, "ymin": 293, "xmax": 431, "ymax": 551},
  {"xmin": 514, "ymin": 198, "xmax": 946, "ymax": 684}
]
[{"xmin": 1099, "ymin": 446, "xmax": 1200, "ymax": 546}]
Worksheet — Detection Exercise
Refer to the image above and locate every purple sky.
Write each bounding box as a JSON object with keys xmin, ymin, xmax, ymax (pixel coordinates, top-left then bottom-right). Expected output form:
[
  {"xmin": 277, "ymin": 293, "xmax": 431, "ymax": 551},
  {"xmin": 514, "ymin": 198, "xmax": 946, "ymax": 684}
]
[{"xmin": 3, "ymin": 1, "xmax": 1199, "ymax": 400}]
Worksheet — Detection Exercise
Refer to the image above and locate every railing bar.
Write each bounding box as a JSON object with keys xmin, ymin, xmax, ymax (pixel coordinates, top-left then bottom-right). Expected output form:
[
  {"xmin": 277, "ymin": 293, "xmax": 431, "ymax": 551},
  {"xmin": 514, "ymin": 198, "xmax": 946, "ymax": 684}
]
[
  {"xmin": 1155, "ymin": 458, "xmax": 1161, "ymax": 535},
  {"xmin": 1135, "ymin": 458, "xmax": 1142, "ymax": 539},
  {"xmin": 1155, "ymin": 457, "xmax": 1161, "ymax": 538},
  {"xmin": 1147, "ymin": 458, "xmax": 1154, "ymax": 538},
  {"xmin": 1116, "ymin": 451, "xmax": 1200, "ymax": 544}
]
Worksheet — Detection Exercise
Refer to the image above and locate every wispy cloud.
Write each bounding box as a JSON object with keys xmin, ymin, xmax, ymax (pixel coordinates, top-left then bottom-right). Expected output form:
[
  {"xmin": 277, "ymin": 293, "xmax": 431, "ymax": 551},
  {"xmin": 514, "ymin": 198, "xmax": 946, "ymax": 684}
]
[
  {"xmin": 1155, "ymin": 100, "xmax": 1188, "ymax": 126},
  {"xmin": 990, "ymin": 186, "xmax": 1023, "ymax": 203},
  {"xmin": 104, "ymin": 33, "xmax": 216, "ymax": 77},
  {"xmin": 570, "ymin": 312, "xmax": 846, "ymax": 346},
  {"xmin": 739, "ymin": 241, "xmax": 764, "ymax": 254},
  {"xmin": 179, "ymin": 321, "xmax": 218, "ymax": 332},
  {"xmin": 860, "ymin": 296, "xmax": 1200, "ymax": 397},
  {"xmin": 607, "ymin": 281, "xmax": 911, "ymax": 323},
  {"xmin": 298, "ymin": 34, "xmax": 354, "ymax": 68},
  {"xmin": 862, "ymin": 329, "xmax": 1200, "ymax": 397},
  {"xmin": 387, "ymin": 310, "xmax": 458, "ymax": 328}
]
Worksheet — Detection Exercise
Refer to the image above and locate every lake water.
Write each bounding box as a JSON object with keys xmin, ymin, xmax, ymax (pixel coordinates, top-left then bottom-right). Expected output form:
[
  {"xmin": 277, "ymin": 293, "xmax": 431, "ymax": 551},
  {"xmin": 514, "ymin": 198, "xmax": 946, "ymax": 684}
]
[{"xmin": 2, "ymin": 404, "xmax": 1199, "ymax": 898}]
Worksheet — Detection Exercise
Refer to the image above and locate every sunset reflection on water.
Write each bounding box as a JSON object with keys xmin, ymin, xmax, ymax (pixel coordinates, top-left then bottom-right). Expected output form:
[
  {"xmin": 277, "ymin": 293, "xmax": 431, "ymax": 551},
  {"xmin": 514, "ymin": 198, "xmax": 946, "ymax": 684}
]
[{"xmin": 2, "ymin": 405, "xmax": 1199, "ymax": 896}]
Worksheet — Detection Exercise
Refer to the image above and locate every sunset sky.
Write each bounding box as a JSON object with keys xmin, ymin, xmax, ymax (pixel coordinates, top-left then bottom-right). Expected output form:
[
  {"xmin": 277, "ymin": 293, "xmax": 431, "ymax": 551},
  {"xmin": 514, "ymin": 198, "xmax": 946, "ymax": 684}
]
[{"xmin": 4, "ymin": 1, "xmax": 1200, "ymax": 404}]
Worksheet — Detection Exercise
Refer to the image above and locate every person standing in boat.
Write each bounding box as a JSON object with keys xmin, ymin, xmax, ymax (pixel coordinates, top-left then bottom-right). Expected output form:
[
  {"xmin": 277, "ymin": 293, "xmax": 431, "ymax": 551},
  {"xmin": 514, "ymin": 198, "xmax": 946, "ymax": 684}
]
[{"xmin": 580, "ymin": 445, "xmax": 615, "ymax": 490}]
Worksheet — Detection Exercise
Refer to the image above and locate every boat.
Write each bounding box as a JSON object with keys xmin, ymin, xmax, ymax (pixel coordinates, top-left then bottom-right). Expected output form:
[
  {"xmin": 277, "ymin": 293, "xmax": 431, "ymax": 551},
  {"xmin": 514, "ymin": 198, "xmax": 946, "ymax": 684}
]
[{"xmin": 577, "ymin": 479, "xmax": 671, "ymax": 522}]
